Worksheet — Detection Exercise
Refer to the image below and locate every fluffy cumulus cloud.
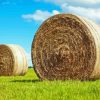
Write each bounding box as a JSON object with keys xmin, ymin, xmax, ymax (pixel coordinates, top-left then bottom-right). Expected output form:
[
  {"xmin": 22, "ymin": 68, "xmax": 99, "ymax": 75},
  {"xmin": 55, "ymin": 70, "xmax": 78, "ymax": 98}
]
[
  {"xmin": 44, "ymin": 0, "xmax": 100, "ymax": 5},
  {"xmin": 22, "ymin": 0, "xmax": 100, "ymax": 23},
  {"xmin": 61, "ymin": 4, "xmax": 100, "ymax": 22},
  {"xmin": 22, "ymin": 10, "xmax": 60, "ymax": 22}
]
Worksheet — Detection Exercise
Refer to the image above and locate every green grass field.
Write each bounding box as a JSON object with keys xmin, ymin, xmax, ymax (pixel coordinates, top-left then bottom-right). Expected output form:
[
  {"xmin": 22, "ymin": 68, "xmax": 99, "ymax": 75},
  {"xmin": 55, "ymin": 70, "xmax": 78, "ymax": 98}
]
[{"xmin": 0, "ymin": 68, "xmax": 100, "ymax": 100}]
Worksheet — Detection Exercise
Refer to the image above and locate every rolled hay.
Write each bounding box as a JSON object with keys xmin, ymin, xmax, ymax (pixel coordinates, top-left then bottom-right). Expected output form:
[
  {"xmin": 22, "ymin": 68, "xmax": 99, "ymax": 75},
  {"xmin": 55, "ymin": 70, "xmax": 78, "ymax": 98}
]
[
  {"xmin": 31, "ymin": 14, "xmax": 100, "ymax": 80},
  {"xmin": 0, "ymin": 44, "xmax": 28, "ymax": 76}
]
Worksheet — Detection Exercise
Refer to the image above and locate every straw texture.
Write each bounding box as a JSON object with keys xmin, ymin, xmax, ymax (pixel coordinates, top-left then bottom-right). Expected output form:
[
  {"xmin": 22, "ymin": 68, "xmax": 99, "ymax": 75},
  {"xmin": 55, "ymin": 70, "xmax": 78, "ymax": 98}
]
[
  {"xmin": 0, "ymin": 44, "xmax": 28, "ymax": 76},
  {"xmin": 32, "ymin": 14, "xmax": 100, "ymax": 80}
]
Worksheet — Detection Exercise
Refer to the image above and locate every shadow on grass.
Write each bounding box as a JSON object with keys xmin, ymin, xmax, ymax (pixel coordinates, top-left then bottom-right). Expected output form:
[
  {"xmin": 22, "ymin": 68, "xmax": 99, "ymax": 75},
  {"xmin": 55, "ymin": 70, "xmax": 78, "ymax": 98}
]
[
  {"xmin": 11, "ymin": 79, "xmax": 41, "ymax": 83},
  {"xmin": 10, "ymin": 78, "xmax": 99, "ymax": 83}
]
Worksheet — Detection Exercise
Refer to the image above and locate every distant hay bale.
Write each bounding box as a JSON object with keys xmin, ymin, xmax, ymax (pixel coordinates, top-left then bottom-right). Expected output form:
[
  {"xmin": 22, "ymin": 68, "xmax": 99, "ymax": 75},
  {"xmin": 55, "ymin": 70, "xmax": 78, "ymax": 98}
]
[
  {"xmin": 0, "ymin": 44, "xmax": 28, "ymax": 76},
  {"xmin": 31, "ymin": 14, "xmax": 100, "ymax": 80}
]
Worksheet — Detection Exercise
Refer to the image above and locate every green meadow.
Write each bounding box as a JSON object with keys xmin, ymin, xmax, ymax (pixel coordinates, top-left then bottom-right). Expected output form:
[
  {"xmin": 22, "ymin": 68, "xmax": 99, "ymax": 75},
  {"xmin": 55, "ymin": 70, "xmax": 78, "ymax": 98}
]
[{"xmin": 0, "ymin": 68, "xmax": 100, "ymax": 100}]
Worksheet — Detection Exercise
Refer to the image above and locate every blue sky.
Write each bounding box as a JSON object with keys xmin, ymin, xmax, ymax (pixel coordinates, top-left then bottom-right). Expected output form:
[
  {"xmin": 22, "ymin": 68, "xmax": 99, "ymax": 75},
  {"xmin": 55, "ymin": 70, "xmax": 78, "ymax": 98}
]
[{"xmin": 0, "ymin": 0, "xmax": 100, "ymax": 66}]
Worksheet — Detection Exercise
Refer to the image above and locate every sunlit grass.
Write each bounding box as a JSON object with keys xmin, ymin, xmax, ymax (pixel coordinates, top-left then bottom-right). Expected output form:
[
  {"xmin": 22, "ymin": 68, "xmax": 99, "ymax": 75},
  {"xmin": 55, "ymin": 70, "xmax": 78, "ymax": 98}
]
[{"xmin": 0, "ymin": 68, "xmax": 100, "ymax": 100}]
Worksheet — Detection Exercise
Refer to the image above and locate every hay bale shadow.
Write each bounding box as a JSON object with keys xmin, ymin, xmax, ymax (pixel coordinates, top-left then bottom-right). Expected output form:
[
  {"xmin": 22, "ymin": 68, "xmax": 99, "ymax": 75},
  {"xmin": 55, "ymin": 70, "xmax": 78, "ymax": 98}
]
[{"xmin": 11, "ymin": 79, "xmax": 41, "ymax": 83}]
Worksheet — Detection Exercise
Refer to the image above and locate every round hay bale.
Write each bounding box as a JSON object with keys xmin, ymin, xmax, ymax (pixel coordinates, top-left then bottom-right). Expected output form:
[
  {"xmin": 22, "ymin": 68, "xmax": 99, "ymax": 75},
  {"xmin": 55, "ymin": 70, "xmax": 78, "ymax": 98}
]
[
  {"xmin": 0, "ymin": 44, "xmax": 28, "ymax": 76},
  {"xmin": 31, "ymin": 14, "xmax": 100, "ymax": 80}
]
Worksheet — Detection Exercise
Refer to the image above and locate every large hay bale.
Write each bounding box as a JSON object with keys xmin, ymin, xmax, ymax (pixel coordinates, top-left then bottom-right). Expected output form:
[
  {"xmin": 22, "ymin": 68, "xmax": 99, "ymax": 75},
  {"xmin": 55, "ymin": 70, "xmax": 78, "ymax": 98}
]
[
  {"xmin": 0, "ymin": 44, "xmax": 28, "ymax": 76},
  {"xmin": 31, "ymin": 14, "xmax": 100, "ymax": 80}
]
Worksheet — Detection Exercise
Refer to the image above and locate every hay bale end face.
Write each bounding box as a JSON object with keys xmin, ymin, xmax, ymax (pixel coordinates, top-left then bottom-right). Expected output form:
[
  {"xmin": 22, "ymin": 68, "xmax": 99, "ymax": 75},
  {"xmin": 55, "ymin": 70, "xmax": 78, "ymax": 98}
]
[
  {"xmin": 31, "ymin": 14, "xmax": 100, "ymax": 80},
  {"xmin": 0, "ymin": 44, "xmax": 28, "ymax": 76}
]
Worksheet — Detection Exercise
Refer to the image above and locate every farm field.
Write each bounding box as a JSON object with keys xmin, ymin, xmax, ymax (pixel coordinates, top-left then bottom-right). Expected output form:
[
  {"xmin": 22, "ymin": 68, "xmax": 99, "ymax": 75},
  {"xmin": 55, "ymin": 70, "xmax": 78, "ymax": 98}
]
[{"xmin": 0, "ymin": 68, "xmax": 100, "ymax": 100}]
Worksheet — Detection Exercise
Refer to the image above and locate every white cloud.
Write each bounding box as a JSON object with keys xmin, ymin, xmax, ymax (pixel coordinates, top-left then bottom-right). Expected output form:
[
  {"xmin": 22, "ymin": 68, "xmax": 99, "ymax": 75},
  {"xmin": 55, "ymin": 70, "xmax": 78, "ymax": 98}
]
[
  {"xmin": 44, "ymin": 0, "xmax": 100, "ymax": 5},
  {"xmin": 33, "ymin": 0, "xmax": 100, "ymax": 23},
  {"xmin": 61, "ymin": 4, "xmax": 100, "ymax": 22},
  {"xmin": 22, "ymin": 10, "xmax": 60, "ymax": 22},
  {"xmin": 22, "ymin": 0, "xmax": 100, "ymax": 23}
]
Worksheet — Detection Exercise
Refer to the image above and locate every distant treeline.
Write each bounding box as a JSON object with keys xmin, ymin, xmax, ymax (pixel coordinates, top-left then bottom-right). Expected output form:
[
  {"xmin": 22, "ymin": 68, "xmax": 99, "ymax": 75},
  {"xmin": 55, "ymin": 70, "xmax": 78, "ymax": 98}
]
[{"xmin": 28, "ymin": 66, "xmax": 33, "ymax": 68}]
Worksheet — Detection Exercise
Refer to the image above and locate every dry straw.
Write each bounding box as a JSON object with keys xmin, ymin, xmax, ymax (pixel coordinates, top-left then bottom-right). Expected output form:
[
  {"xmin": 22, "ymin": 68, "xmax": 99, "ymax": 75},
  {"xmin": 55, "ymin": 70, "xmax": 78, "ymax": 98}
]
[
  {"xmin": 0, "ymin": 44, "xmax": 28, "ymax": 76},
  {"xmin": 32, "ymin": 14, "xmax": 100, "ymax": 80}
]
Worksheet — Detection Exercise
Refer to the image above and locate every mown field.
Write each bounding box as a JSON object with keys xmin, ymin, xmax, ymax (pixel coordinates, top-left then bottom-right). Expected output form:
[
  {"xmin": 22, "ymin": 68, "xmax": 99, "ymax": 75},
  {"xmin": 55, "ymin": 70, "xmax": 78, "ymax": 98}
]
[{"xmin": 0, "ymin": 68, "xmax": 100, "ymax": 100}]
